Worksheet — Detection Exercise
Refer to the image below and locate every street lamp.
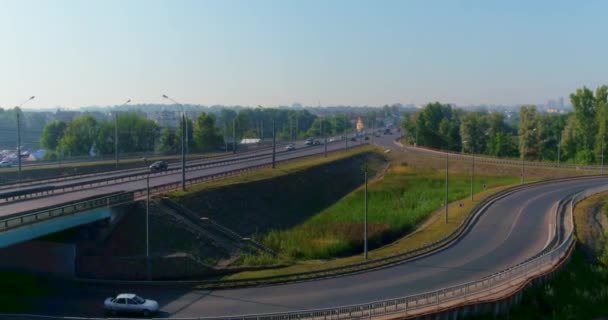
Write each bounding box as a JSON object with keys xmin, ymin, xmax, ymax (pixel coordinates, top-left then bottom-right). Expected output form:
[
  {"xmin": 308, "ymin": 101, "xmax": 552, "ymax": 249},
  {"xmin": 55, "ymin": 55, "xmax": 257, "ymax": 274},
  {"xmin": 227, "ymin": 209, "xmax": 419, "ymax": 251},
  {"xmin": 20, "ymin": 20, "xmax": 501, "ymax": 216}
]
[
  {"xmin": 142, "ymin": 157, "xmax": 151, "ymax": 280},
  {"xmin": 114, "ymin": 99, "xmax": 131, "ymax": 169},
  {"xmin": 15, "ymin": 95, "xmax": 35, "ymax": 182},
  {"xmin": 162, "ymin": 94, "xmax": 189, "ymax": 157},
  {"xmin": 557, "ymin": 133, "xmax": 561, "ymax": 167},
  {"xmin": 521, "ymin": 128, "xmax": 536, "ymax": 185},
  {"xmin": 363, "ymin": 162, "xmax": 368, "ymax": 260},
  {"xmin": 445, "ymin": 148, "xmax": 448, "ymax": 224},
  {"xmin": 162, "ymin": 94, "xmax": 186, "ymax": 191}
]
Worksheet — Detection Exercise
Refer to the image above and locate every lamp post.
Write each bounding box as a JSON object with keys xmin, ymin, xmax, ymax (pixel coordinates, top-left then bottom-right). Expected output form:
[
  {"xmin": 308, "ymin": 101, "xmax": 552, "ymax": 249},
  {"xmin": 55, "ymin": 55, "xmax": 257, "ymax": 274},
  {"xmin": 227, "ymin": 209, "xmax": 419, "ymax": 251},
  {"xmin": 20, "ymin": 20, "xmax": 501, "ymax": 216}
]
[
  {"xmin": 142, "ymin": 157, "xmax": 151, "ymax": 280},
  {"xmin": 233, "ymin": 118, "xmax": 237, "ymax": 154},
  {"xmin": 363, "ymin": 163, "xmax": 368, "ymax": 260},
  {"xmin": 445, "ymin": 148, "xmax": 448, "ymax": 224},
  {"xmin": 521, "ymin": 128, "xmax": 536, "ymax": 185},
  {"xmin": 162, "ymin": 95, "xmax": 186, "ymax": 191},
  {"xmin": 601, "ymin": 136, "xmax": 605, "ymax": 175},
  {"xmin": 114, "ymin": 99, "xmax": 131, "ymax": 169},
  {"xmin": 272, "ymin": 117, "xmax": 276, "ymax": 168},
  {"xmin": 557, "ymin": 133, "xmax": 561, "ymax": 167},
  {"xmin": 15, "ymin": 96, "xmax": 35, "ymax": 182},
  {"xmin": 162, "ymin": 95, "xmax": 189, "ymax": 156}
]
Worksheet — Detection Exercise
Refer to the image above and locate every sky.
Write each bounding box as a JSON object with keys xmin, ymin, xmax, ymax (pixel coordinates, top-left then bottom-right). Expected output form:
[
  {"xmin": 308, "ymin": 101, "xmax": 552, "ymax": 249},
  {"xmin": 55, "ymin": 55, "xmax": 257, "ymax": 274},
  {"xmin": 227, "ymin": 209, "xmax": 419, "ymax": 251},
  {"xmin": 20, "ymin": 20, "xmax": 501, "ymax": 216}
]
[{"xmin": 1, "ymin": 0, "xmax": 607, "ymax": 109}]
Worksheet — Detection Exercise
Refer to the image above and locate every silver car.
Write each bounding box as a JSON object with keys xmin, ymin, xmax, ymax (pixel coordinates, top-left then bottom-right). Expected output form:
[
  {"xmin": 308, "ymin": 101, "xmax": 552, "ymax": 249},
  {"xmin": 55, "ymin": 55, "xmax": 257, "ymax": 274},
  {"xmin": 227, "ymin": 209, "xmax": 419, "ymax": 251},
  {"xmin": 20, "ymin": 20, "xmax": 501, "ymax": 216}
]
[{"xmin": 104, "ymin": 293, "xmax": 159, "ymax": 316}]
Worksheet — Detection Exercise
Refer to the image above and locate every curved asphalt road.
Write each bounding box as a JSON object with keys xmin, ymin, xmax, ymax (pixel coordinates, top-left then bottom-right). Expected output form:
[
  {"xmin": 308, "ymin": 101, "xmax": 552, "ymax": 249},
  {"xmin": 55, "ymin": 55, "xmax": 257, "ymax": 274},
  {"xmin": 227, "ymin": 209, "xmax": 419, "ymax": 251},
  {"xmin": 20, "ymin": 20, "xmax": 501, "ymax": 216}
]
[{"xmin": 16, "ymin": 140, "xmax": 608, "ymax": 317}]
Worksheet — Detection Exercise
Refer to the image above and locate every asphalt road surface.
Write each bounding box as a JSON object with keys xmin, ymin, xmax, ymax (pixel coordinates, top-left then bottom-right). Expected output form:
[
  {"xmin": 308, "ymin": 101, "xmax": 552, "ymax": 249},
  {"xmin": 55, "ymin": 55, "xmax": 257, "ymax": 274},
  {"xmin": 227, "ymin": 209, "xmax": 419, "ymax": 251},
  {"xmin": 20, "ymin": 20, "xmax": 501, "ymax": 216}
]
[
  {"xmin": 5, "ymin": 135, "xmax": 606, "ymax": 318},
  {"xmin": 0, "ymin": 136, "xmax": 368, "ymax": 217}
]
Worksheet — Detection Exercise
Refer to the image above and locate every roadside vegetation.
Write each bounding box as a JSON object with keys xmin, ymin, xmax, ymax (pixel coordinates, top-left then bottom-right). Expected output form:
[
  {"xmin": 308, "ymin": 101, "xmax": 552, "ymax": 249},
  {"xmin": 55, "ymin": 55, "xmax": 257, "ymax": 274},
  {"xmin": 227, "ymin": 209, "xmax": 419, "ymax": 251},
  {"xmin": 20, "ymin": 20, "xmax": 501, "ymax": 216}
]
[{"xmin": 249, "ymin": 163, "xmax": 517, "ymax": 262}]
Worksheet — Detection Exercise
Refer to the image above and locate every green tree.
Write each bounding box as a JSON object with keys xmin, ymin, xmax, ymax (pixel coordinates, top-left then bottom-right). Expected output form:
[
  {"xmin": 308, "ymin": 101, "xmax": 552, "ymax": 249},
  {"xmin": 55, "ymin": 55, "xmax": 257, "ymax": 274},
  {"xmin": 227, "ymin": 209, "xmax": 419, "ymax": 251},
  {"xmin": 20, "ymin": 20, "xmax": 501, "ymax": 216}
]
[
  {"xmin": 193, "ymin": 112, "xmax": 223, "ymax": 152},
  {"xmin": 459, "ymin": 112, "xmax": 489, "ymax": 153},
  {"xmin": 416, "ymin": 102, "xmax": 460, "ymax": 150},
  {"xmin": 40, "ymin": 120, "xmax": 67, "ymax": 151},
  {"xmin": 570, "ymin": 86, "xmax": 597, "ymax": 153},
  {"xmin": 594, "ymin": 86, "xmax": 608, "ymax": 162},
  {"xmin": 58, "ymin": 115, "xmax": 99, "ymax": 156},
  {"xmin": 156, "ymin": 128, "xmax": 178, "ymax": 154},
  {"xmin": 518, "ymin": 105, "xmax": 539, "ymax": 159}
]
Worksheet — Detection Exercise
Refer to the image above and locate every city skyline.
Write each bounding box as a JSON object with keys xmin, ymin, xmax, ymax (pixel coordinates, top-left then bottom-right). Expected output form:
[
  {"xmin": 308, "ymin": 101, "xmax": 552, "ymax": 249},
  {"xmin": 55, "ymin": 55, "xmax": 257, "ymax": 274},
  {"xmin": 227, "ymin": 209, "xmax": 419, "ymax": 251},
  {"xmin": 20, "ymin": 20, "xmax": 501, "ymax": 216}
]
[{"xmin": 2, "ymin": 0, "xmax": 607, "ymax": 109}]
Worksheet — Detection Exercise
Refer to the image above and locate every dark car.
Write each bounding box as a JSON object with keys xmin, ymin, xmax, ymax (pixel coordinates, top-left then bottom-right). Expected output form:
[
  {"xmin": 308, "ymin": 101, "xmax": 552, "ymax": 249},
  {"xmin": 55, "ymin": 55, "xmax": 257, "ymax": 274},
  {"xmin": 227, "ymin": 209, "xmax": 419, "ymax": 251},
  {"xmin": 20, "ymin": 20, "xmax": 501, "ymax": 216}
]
[
  {"xmin": 313, "ymin": 140, "xmax": 322, "ymax": 145},
  {"xmin": 149, "ymin": 161, "xmax": 168, "ymax": 172}
]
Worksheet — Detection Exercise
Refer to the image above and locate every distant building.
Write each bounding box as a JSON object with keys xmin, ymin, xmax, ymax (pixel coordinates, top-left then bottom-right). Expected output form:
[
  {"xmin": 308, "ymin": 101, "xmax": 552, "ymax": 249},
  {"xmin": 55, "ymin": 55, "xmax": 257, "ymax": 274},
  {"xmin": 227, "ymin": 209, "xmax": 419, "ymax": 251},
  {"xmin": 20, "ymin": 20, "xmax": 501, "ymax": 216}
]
[{"xmin": 356, "ymin": 117, "xmax": 364, "ymax": 132}]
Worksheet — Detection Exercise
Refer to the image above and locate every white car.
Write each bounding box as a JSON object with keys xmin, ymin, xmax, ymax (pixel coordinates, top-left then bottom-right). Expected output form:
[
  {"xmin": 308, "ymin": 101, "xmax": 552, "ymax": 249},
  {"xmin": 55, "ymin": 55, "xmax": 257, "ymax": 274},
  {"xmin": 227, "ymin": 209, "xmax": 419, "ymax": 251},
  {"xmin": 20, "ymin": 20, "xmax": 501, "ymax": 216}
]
[
  {"xmin": 104, "ymin": 293, "xmax": 159, "ymax": 316},
  {"xmin": 0, "ymin": 160, "xmax": 12, "ymax": 168}
]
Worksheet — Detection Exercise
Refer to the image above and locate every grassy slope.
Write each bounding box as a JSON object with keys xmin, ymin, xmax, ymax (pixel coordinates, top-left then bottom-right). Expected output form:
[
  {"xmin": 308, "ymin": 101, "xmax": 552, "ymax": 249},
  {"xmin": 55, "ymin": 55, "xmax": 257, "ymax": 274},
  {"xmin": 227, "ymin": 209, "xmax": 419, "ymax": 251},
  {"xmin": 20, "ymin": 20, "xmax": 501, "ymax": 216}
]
[{"xmin": 256, "ymin": 164, "xmax": 517, "ymax": 261}]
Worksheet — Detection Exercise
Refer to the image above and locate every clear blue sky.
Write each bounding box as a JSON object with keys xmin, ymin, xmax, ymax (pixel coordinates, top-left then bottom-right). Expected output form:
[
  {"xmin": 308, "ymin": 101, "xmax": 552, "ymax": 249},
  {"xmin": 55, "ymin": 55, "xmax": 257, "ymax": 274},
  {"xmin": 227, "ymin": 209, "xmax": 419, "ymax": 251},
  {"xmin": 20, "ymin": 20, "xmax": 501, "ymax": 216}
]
[{"xmin": 1, "ymin": 0, "xmax": 607, "ymax": 109}]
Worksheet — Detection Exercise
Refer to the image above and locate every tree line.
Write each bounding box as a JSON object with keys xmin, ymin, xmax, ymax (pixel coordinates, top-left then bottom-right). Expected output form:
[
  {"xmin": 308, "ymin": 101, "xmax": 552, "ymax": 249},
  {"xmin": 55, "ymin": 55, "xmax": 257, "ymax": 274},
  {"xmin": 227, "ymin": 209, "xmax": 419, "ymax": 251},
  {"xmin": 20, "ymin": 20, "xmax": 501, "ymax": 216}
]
[
  {"xmin": 401, "ymin": 85, "xmax": 608, "ymax": 165},
  {"xmin": 39, "ymin": 108, "xmax": 361, "ymax": 158}
]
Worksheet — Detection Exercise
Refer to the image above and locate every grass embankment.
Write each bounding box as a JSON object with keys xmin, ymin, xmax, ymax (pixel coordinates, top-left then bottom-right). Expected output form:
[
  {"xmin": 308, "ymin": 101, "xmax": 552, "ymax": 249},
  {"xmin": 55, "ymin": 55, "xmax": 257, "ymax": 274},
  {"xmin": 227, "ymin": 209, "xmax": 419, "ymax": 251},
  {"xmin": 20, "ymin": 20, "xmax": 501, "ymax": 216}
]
[
  {"xmin": 472, "ymin": 192, "xmax": 608, "ymax": 320},
  {"xmin": 256, "ymin": 164, "xmax": 517, "ymax": 261},
  {"xmin": 170, "ymin": 145, "xmax": 380, "ymax": 200},
  {"xmin": 225, "ymin": 161, "xmax": 517, "ymax": 279}
]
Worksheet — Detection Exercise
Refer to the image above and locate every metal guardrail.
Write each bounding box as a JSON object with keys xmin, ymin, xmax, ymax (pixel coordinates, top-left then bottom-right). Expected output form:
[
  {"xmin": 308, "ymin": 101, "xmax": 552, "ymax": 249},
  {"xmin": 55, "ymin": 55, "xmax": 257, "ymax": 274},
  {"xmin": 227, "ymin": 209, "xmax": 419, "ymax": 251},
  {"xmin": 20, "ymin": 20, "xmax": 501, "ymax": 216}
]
[
  {"xmin": 404, "ymin": 143, "xmax": 604, "ymax": 171},
  {"xmin": 0, "ymin": 145, "xmax": 369, "ymax": 236},
  {"xmin": 0, "ymin": 192, "xmax": 134, "ymax": 232},
  {"xmin": 0, "ymin": 142, "xmax": 286, "ymax": 192},
  {"xmin": 0, "ymin": 142, "xmax": 333, "ymax": 203},
  {"xmin": 2, "ymin": 165, "xmax": 607, "ymax": 320}
]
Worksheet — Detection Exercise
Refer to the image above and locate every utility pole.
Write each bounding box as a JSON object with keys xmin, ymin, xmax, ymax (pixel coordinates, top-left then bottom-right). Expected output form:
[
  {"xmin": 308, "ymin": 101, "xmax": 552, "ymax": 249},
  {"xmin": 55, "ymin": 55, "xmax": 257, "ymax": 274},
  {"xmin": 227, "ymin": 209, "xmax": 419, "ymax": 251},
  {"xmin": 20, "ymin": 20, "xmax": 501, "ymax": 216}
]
[
  {"xmin": 602, "ymin": 138, "xmax": 604, "ymax": 175},
  {"xmin": 290, "ymin": 117, "xmax": 293, "ymax": 142},
  {"xmin": 16, "ymin": 112, "xmax": 21, "ymax": 182},
  {"xmin": 470, "ymin": 146, "xmax": 474, "ymax": 201},
  {"xmin": 557, "ymin": 133, "xmax": 562, "ymax": 168},
  {"xmin": 344, "ymin": 127, "xmax": 348, "ymax": 151},
  {"xmin": 415, "ymin": 127, "xmax": 418, "ymax": 147},
  {"xmin": 114, "ymin": 99, "xmax": 130, "ymax": 169},
  {"xmin": 445, "ymin": 149, "xmax": 448, "ymax": 224},
  {"xmin": 364, "ymin": 165, "xmax": 368, "ymax": 260},
  {"xmin": 272, "ymin": 118, "xmax": 276, "ymax": 168},
  {"xmin": 321, "ymin": 120, "xmax": 327, "ymax": 158},
  {"xmin": 521, "ymin": 148, "xmax": 524, "ymax": 185},
  {"xmin": 233, "ymin": 118, "xmax": 237, "ymax": 154},
  {"xmin": 146, "ymin": 169, "xmax": 151, "ymax": 280},
  {"xmin": 181, "ymin": 113, "xmax": 186, "ymax": 191},
  {"xmin": 224, "ymin": 123, "xmax": 227, "ymax": 152},
  {"xmin": 15, "ymin": 96, "xmax": 34, "ymax": 182},
  {"xmin": 114, "ymin": 112, "xmax": 119, "ymax": 169}
]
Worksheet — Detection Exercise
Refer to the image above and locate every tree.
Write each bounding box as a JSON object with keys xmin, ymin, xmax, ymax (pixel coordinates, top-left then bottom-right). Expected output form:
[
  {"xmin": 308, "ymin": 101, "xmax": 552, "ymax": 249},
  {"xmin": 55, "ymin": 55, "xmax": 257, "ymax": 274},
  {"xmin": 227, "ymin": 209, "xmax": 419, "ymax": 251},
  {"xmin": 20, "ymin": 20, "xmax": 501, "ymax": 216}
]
[
  {"xmin": 40, "ymin": 120, "xmax": 67, "ymax": 151},
  {"xmin": 58, "ymin": 115, "xmax": 99, "ymax": 156},
  {"xmin": 156, "ymin": 128, "xmax": 178, "ymax": 154},
  {"xmin": 416, "ymin": 102, "xmax": 460, "ymax": 150},
  {"xmin": 459, "ymin": 112, "xmax": 489, "ymax": 153},
  {"xmin": 518, "ymin": 105, "xmax": 539, "ymax": 159},
  {"xmin": 570, "ymin": 86, "xmax": 597, "ymax": 152},
  {"xmin": 594, "ymin": 86, "xmax": 608, "ymax": 162},
  {"xmin": 193, "ymin": 112, "xmax": 223, "ymax": 152},
  {"xmin": 561, "ymin": 115, "xmax": 578, "ymax": 162}
]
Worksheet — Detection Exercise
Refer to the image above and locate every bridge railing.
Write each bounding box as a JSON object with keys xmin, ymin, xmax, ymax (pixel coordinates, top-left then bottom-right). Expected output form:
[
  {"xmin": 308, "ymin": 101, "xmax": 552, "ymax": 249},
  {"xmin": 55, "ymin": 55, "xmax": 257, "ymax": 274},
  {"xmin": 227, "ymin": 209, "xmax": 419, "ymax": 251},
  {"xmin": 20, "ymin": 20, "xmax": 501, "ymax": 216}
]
[
  {"xmin": 0, "ymin": 192, "xmax": 133, "ymax": 232},
  {"xmin": 0, "ymin": 141, "xmax": 345, "ymax": 203}
]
